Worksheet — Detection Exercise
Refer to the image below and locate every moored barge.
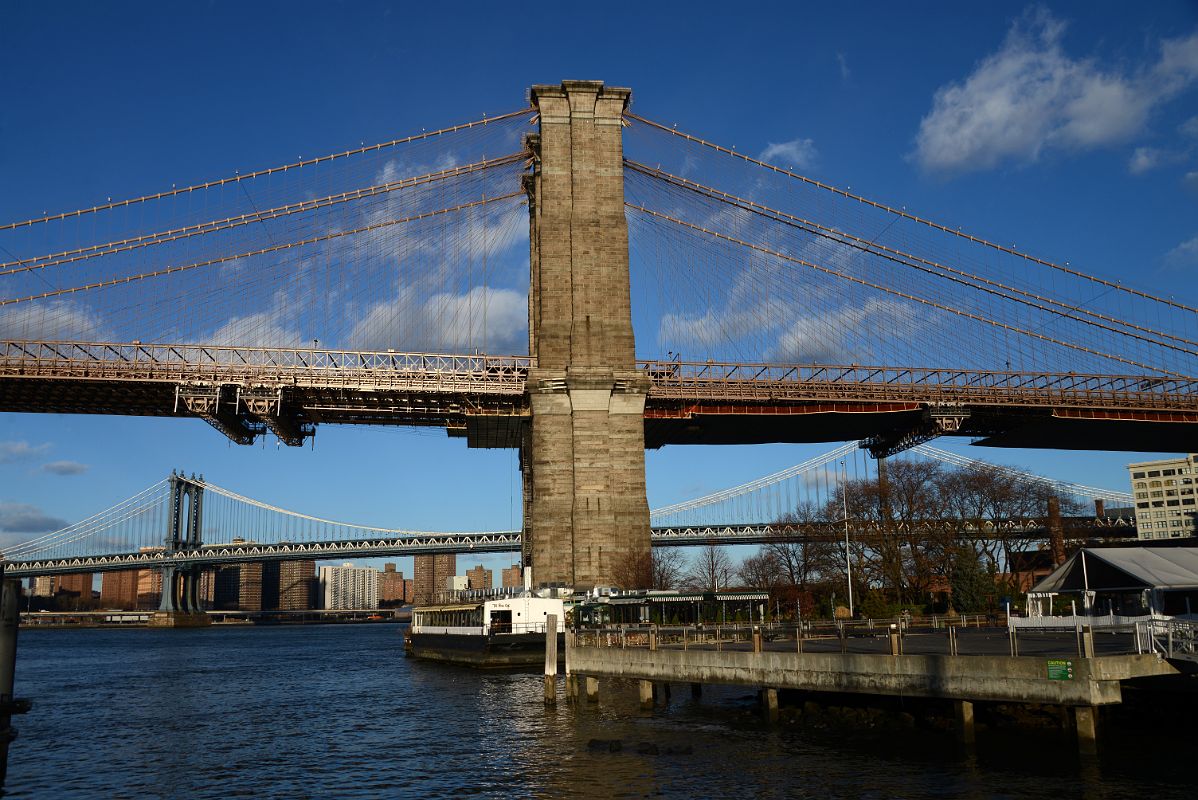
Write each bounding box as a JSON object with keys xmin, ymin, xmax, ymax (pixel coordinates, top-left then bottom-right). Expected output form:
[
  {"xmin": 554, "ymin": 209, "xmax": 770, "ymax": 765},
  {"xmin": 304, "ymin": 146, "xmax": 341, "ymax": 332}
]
[{"xmin": 404, "ymin": 594, "xmax": 567, "ymax": 668}]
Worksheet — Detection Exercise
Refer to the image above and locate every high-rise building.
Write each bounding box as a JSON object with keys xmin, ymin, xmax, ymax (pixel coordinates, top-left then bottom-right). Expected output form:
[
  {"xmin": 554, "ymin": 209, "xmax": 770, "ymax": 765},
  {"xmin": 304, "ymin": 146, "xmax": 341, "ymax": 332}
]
[
  {"xmin": 278, "ymin": 560, "xmax": 316, "ymax": 610},
  {"xmin": 137, "ymin": 567, "xmax": 163, "ymax": 609},
  {"xmin": 319, "ymin": 563, "xmax": 378, "ymax": 610},
  {"xmin": 56, "ymin": 573, "xmax": 93, "ymax": 600},
  {"xmin": 214, "ymin": 563, "xmax": 266, "ymax": 611},
  {"xmin": 403, "ymin": 579, "xmax": 413, "ymax": 604},
  {"xmin": 31, "ymin": 576, "xmax": 55, "ymax": 597},
  {"xmin": 50, "ymin": 573, "xmax": 94, "ymax": 609},
  {"xmin": 501, "ymin": 565, "xmax": 523, "ymax": 589},
  {"xmin": 1129, "ymin": 455, "xmax": 1198, "ymax": 540},
  {"xmin": 101, "ymin": 570, "xmax": 140, "ymax": 609},
  {"xmin": 378, "ymin": 563, "xmax": 407, "ymax": 607},
  {"xmin": 412, "ymin": 554, "xmax": 456, "ymax": 605},
  {"xmin": 465, "ymin": 564, "xmax": 493, "ymax": 591}
]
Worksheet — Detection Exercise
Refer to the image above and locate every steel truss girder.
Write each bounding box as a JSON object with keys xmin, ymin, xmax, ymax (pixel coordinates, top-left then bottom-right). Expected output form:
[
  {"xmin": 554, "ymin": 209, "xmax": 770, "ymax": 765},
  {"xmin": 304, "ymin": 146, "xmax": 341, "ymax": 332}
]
[{"xmin": 3, "ymin": 516, "xmax": 1136, "ymax": 577}]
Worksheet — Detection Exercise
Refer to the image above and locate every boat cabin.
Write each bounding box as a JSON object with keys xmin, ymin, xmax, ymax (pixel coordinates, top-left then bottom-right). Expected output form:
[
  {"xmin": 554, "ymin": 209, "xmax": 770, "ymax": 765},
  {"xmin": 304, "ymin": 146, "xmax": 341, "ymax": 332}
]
[{"xmin": 410, "ymin": 595, "xmax": 566, "ymax": 636}]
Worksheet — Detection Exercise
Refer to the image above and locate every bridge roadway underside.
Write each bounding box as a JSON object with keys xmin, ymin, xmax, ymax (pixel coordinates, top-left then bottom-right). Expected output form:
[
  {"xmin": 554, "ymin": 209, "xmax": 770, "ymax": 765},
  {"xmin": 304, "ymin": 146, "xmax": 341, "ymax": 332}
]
[{"xmin": 2, "ymin": 373, "xmax": 1195, "ymax": 452}]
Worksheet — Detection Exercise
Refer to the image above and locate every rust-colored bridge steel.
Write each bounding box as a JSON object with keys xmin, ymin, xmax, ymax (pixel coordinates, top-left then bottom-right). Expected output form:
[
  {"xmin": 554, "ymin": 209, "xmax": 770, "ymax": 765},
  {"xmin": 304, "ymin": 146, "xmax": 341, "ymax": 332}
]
[{"xmin": 3, "ymin": 339, "xmax": 1195, "ymax": 452}]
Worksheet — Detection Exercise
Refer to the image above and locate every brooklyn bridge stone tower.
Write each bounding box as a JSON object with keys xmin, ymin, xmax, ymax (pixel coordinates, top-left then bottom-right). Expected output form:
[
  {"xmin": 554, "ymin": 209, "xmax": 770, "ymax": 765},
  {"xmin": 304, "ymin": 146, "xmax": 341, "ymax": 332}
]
[{"xmin": 520, "ymin": 81, "xmax": 651, "ymax": 590}]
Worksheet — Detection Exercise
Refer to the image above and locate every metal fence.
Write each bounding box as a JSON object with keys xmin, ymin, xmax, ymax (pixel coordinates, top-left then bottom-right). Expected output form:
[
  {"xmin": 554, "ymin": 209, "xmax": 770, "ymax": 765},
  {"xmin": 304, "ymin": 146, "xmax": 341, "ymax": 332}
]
[{"xmin": 573, "ymin": 616, "xmax": 1139, "ymax": 659}]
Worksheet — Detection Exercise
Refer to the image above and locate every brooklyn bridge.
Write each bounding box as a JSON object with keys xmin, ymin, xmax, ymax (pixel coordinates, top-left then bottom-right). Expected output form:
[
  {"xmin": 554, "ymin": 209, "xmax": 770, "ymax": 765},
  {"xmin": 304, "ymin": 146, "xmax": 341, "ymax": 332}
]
[{"xmin": 2, "ymin": 81, "xmax": 1195, "ymax": 592}]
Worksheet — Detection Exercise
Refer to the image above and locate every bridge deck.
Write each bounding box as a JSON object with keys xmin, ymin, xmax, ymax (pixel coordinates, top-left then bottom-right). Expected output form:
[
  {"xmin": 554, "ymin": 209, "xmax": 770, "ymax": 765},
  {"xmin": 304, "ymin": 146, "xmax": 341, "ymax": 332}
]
[{"xmin": 3, "ymin": 340, "xmax": 1196, "ymax": 451}]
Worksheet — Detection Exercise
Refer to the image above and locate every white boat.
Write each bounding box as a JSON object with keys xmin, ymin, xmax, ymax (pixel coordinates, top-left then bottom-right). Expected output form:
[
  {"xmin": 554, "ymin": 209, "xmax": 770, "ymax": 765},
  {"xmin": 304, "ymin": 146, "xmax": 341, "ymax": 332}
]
[{"xmin": 405, "ymin": 593, "xmax": 567, "ymax": 668}]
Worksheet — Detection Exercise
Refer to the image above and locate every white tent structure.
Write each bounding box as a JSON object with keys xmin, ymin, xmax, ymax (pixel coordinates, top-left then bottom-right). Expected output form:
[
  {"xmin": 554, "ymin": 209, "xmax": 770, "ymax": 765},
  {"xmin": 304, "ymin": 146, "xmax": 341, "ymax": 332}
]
[{"xmin": 1030, "ymin": 547, "xmax": 1198, "ymax": 618}]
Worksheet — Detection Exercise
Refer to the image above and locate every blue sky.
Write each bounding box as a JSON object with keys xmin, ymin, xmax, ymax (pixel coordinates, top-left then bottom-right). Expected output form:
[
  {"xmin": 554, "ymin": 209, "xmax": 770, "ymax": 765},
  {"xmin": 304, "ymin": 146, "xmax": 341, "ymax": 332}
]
[{"xmin": 2, "ymin": 1, "xmax": 1197, "ymax": 583}]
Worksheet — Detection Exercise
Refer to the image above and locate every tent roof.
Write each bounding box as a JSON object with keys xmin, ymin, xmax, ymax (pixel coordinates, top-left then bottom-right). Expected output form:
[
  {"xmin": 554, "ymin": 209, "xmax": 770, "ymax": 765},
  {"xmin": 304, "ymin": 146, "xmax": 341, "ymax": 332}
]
[{"xmin": 1031, "ymin": 547, "xmax": 1198, "ymax": 593}]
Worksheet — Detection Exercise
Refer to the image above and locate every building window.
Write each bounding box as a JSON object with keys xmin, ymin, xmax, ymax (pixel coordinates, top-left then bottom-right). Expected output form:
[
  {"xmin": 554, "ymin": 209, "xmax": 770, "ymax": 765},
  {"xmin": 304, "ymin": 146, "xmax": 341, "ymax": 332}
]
[
  {"xmin": 1148, "ymin": 471, "xmax": 1161, "ymax": 477},
  {"xmin": 1133, "ymin": 472, "xmax": 1147, "ymax": 478},
  {"xmin": 1164, "ymin": 469, "xmax": 1177, "ymax": 476}
]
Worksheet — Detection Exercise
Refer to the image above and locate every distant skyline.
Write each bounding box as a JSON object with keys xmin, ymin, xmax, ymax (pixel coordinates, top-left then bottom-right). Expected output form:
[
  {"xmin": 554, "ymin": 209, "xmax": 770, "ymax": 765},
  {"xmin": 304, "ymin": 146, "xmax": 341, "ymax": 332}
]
[{"xmin": 2, "ymin": 1, "xmax": 1197, "ymax": 581}]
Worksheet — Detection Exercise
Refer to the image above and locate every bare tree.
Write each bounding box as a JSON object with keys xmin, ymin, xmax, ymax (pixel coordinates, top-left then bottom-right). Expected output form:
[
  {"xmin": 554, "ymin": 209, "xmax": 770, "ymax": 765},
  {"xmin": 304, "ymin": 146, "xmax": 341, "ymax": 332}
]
[
  {"xmin": 766, "ymin": 500, "xmax": 839, "ymax": 596},
  {"xmin": 738, "ymin": 550, "xmax": 781, "ymax": 590},
  {"xmin": 611, "ymin": 547, "xmax": 687, "ymax": 590},
  {"xmin": 683, "ymin": 544, "xmax": 733, "ymax": 591}
]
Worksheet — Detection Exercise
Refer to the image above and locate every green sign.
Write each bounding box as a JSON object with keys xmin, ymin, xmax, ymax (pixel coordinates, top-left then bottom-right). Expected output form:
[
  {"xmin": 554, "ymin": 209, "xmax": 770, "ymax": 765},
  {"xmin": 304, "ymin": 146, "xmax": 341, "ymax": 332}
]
[{"xmin": 1047, "ymin": 659, "xmax": 1074, "ymax": 680}]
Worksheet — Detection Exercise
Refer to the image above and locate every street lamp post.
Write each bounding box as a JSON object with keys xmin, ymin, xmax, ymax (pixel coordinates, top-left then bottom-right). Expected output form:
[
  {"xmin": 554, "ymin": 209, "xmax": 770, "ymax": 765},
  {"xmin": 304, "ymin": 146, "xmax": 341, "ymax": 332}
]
[{"xmin": 841, "ymin": 460, "xmax": 854, "ymax": 618}]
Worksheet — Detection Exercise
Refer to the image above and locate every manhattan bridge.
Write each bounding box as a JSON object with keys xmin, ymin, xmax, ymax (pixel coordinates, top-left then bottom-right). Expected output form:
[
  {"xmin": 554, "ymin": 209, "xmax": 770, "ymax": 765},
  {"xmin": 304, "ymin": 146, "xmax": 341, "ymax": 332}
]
[{"xmin": 1, "ymin": 81, "xmax": 1194, "ymax": 593}]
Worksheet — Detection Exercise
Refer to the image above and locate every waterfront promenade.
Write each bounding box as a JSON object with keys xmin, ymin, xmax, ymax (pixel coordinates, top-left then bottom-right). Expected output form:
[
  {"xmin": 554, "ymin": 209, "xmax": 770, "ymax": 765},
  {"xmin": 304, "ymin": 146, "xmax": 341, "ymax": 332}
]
[{"xmin": 565, "ymin": 621, "xmax": 1186, "ymax": 753}]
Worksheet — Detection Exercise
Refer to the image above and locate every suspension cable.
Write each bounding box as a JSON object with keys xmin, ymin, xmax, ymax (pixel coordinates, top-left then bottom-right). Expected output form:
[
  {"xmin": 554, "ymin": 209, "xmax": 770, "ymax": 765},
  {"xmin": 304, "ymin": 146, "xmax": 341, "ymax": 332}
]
[
  {"xmin": 626, "ymin": 160, "xmax": 1198, "ymax": 354},
  {"xmin": 626, "ymin": 202, "xmax": 1190, "ymax": 379},
  {"xmin": 1, "ymin": 154, "xmax": 527, "ymax": 275},
  {"xmin": 1, "ymin": 192, "xmax": 523, "ymax": 306},
  {"xmin": 625, "ymin": 112, "xmax": 1198, "ymax": 315},
  {"xmin": 1, "ymin": 108, "xmax": 532, "ymax": 231}
]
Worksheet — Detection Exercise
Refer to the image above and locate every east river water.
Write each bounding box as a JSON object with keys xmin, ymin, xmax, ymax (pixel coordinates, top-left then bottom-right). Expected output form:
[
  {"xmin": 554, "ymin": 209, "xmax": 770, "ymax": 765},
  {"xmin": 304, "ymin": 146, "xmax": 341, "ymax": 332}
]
[{"xmin": 5, "ymin": 623, "xmax": 1194, "ymax": 798}]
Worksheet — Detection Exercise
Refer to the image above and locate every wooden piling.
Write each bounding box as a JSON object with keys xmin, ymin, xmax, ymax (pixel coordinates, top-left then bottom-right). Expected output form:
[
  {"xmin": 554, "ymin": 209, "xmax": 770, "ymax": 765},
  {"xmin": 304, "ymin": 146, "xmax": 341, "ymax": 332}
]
[
  {"xmin": 955, "ymin": 699, "xmax": 975, "ymax": 745},
  {"xmin": 544, "ymin": 614, "xmax": 558, "ymax": 706},
  {"xmin": 763, "ymin": 688, "xmax": 779, "ymax": 722},
  {"xmin": 1075, "ymin": 706, "xmax": 1098, "ymax": 755}
]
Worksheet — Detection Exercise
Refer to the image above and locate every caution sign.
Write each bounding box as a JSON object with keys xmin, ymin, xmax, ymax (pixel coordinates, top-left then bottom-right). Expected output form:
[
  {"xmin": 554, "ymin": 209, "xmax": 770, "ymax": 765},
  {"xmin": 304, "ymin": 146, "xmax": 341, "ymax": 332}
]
[{"xmin": 1047, "ymin": 659, "xmax": 1074, "ymax": 680}]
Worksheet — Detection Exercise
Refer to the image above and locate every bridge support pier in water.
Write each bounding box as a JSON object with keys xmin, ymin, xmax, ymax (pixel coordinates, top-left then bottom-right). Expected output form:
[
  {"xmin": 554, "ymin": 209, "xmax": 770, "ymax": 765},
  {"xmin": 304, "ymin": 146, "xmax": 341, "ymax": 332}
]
[
  {"xmin": 150, "ymin": 474, "xmax": 211, "ymax": 628},
  {"xmin": 0, "ymin": 575, "xmax": 31, "ymax": 789},
  {"xmin": 1075, "ymin": 706, "xmax": 1098, "ymax": 756},
  {"xmin": 520, "ymin": 80, "xmax": 652, "ymax": 591}
]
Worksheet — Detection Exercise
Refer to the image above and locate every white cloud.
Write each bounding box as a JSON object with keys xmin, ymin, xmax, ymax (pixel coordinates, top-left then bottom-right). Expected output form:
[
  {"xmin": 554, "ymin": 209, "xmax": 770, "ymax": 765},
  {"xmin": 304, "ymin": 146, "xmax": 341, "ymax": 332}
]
[
  {"xmin": 1166, "ymin": 235, "xmax": 1198, "ymax": 267},
  {"xmin": 914, "ymin": 10, "xmax": 1198, "ymax": 174},
  {"xmin": 1181, "ymin": 116, "xmax": 1198, "ymax": 138},
  {"xmin": 349, "ymin": 286, "xmax": 528, "ymax": 354},
  {"xmin": 836, "ymin": 52, "xmax": 851, "ymax": 81},
  {"xmin": 774, "ymin": 298, "xmax": 916, "ymax": 363},
  {"xmin": 207, "ymin": 310, "xmax": 304, "ymax": 349},
  {"xmin": 1127, "ymin": 146, "xmax": 1184, "ymax": 174},
  {"xmin": 0, "ymin": 502, "xmax": 66, "ymax": 533},
  {"xmin": 0, "ymin": 299, "xmax": 110, "ymax": 341},
  {"xmin": 0, "ymin": 441, "xmax": 51, "ymax": 463},
  {"xmin": 1185, "ymin": 171, "xmax": 1198, "ymax": 191},
  {"xmin": 759, "ymin": 138, "xmax": 818, "ymax": 170}
]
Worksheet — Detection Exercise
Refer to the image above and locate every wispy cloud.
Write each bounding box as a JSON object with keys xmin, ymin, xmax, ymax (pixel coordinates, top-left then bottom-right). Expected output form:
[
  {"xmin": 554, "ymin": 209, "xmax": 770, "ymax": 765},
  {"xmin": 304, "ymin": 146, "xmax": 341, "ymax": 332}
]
[
  {"xmin": 1165, "ymin": 235, "xmax": 1198, "ymax": 267},
  {"xmin": 1127, "ymin": 146, "xmax": 1182, "ymax": 175},
  {"xmin": 759, "ymin": 138, "xmax": 818, "ymax": 170},
  {"xmin": 0, "ymin": 441, "xmax": 51, "ymax": 464},
  {"xmin": 0, "ymin": 502, "xmax": 67, "ymax": 534},
  {"xmin": 836, "ymin": 52, "xmax": 851, "ymax": 81},
  {"xmin": 914, "ymin": 9, "xmax": 1198, "ymax": 174},
  {"xmin": 0, "ymin": 299, "xmax": 111, "ymax": 341},
  {"xmin": 41, "ymin": 460, "xmax": 89, "ymax": 476}
]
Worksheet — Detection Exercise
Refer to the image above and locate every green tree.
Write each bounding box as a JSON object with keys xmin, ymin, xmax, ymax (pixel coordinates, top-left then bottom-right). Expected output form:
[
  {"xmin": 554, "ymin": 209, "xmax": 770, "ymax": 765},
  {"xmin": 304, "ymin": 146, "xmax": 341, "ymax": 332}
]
[{"xmin": 950, "ymin": 546, "xmax": 991, "ymax": 613}]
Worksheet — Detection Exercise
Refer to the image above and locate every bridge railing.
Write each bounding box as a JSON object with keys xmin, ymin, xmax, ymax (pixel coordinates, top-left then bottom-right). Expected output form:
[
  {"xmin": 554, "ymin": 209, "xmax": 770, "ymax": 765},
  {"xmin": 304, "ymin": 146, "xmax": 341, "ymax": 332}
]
[
  {"xmin": 0, "ymin": 340, "xmax": 531, "ymax": 394},
  {"xmin": 574, "ymin": 617, "xmax": 1138, "ymax": 658},
  {"xmin": 5, "ymin": 340, "xmax": 1193, "ymax": 409},
  {"xmin": 641, "ymin": 359, "xmax": 1198, "ymax": 409},
  {"xmin": 1135, "ymin": 618, "xmax": 1198, "ymax": 661}
]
